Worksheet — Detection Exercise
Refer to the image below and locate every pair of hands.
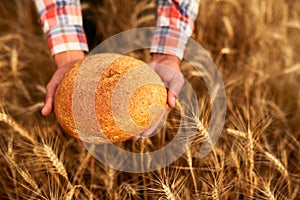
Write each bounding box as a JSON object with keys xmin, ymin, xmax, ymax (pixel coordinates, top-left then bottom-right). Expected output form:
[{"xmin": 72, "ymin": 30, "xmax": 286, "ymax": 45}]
[{"xmin": 42, "ymin": 51, "xmax": 184, "ymax": 138}]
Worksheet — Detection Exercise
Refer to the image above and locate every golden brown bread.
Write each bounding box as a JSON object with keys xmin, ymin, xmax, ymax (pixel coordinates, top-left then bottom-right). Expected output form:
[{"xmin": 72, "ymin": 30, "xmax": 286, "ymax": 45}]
[{"xmin": 54, "ymin": 53, "xmax": 167, "ymax": 144}]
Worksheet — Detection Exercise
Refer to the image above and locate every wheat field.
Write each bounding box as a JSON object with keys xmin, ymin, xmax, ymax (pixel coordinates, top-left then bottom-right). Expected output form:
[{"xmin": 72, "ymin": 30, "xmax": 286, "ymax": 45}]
[{"xmin": 0, "ymin": 0, "xmax": 299, "ymax": 199}]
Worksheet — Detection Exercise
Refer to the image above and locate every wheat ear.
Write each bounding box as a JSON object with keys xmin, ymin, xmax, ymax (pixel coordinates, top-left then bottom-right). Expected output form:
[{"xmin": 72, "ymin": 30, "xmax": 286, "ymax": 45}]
[
  {"xmin": 33, "ymin": 144, "xmax": 69, "ymax": 182},
  {"xmin": 0, "ymin": 112, "xmax": 35, "ymax": 144}
]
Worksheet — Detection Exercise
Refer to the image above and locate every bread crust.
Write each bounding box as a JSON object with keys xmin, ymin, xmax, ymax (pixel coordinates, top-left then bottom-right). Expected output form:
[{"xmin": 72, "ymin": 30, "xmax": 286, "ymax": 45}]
[{"xmin": 54, "ymin": 53, "xmax": 167, "ymax": 144}]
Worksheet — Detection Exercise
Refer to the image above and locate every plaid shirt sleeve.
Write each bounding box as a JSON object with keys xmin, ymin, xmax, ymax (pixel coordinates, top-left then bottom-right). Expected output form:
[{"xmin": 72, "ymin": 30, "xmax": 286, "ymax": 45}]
[
  {"xmin": 34, "ymin": 0, "xmax": 89, "ymax": 56},
  {"xmin": 150, "ymin": 0, "xmax": 200, "ymax": 59}
]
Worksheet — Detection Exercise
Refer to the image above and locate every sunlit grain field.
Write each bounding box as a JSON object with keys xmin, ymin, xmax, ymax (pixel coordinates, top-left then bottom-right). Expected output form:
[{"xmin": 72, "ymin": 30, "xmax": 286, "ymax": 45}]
[{"xmin": 0, "ymin": 0, "xmax": 299, "ymax": 199}]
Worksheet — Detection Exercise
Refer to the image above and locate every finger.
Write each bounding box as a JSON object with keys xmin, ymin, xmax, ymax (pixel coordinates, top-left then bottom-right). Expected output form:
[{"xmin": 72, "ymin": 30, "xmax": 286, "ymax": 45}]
[
  {"xmin": 140, "ymin": 122, "xmax": 159, "ymax": 137},
  {"xmin": 132, "ymin": 135, "xmax": 140, "ymax": 141},
  {"xmin": 41, "ymin": 90, "xmax": 54, "ymax": 116},
  {"xmin": 132, "ymin": 107, "xmax": 168, "ymax": 141},
  {"xmin": 41, "ymin": 82, "xmax": 57, "ymax": 116},
  {"xmin": 41, "ymin": 67, "xmax": 70, "ymax": 116},
  {"xmin": 167, "ymin": 74, "xmax": 184, "ymax": 98},
  {"xmin": 151, "ymin": 64, "xmax": 184, "ymax": 99},
  {"xmin": 139, "ymin": 107, "xmax": 168, "ymax": 137},
  {"xmin": 167, "ymin": 90, "xmax": 177, "ymax": 108},
  {"xmin": 41, "ymin": 100, "xmax": 53, "ymax": 116}
]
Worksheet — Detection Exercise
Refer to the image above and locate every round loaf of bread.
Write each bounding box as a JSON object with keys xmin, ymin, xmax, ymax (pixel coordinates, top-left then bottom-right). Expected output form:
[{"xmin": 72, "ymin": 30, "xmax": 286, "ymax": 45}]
[{"xmin": 54, "ymin": 53, "xmax": 167, "ymax": 144}]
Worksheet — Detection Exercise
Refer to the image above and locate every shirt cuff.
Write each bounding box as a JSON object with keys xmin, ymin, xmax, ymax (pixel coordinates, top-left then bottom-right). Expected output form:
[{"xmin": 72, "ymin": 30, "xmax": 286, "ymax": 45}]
[
  {"xmin": 46, "ymin": 24, "xmax": 89, "ymax": 55},
  {"xmin": 150, "ymin": 26, "xmax": 189, "ymax": 60}
]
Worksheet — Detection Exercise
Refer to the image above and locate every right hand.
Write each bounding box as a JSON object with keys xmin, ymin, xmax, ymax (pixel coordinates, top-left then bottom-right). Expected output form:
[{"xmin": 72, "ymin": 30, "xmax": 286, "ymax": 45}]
[
  {"xmin": 41, "ymin": 50, "xmax": 85, "ymax": 116},
  {"xmin": 148, "ymin": 53, "xmax": 184, "ymax": 108},
  {"xmin": 133, "ymin": 53, "xmax": 185, "ymax": 140}
]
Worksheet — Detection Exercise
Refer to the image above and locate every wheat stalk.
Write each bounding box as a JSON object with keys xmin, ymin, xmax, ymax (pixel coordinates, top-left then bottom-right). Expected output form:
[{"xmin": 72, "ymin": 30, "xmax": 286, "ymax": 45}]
[
  {"xmin": 186, "ymin": 148, "xmax": 199, "ymax": 197},
  {"xmin": 10, "ymin": 47, "xmax": 18, "ymax": 77},
  {"xmin": 64, "ymin": 185, "xmax": 82, "ymax": 200},
  {"xmin": 99, "ymin": 165, "xmax": 117, "ymax": 199},
  {"xmin": 263, "ymin": 184, "xmax": 275, "ymax": 200},
  {"xmin": 246, "ymin": 129, "xmax": 255, "ymax": 199},
  {"xmin": 4, "ymin": 137, "xmax": 19, "ymax": 200},
  {"xmin": 264, "ymin": 151, "xmax": 288, "ymax": 178},
  {"xmin": 290, "ymin": 185, "xmax": 299, "ymax": 200},
  {"xmin": 196, "ymin": 117, "xmax": 220, "ymax": 169},
  {"xmin": 230, "ymin": 150, "xmax": 241, "ymax": 181},
  {"xmin": 226, "ymin": 128, "xmax": 246, "ymax": 138},
  {"xmin": 0, "ymin": 112, "xmax": 35, "ymax": 144},
  {"xmin": 14, "ymin": 165, "xmax": 40, "ymax": 195},
  {"xmin": 255, "ymin": 143, "xmax": 289, "ymax": 178},
  {"xmin": 119, "ymin": 182, "xmax": 139, "ymax": 197},
  {"xmin": 145, "ymin": 166, "xmax": 188, "ymax": 199},
  {"xmin": 80, "ymin": 185, "xmax": 95, "ymax": 200},
  {"xmin": 162, "ymin": 183, "xmax": 176, "ymax": 200},
  {"xmin": 33, "ymin": 143, "xmax": 69, "ymax": 182},
  {"xmin": 2, "ymin": 145, "xmax": 42, "ymax": 198},
  {"xmin": 25, "ymin": 102, "xmax": 44, "ymax": 114},
  {"xmin": 212, "ymin": 185, "xmax": 220, "ymax": 200},
  {"xmin": 73, "ymin": 145, "xmax": 95, "ymax": 183},
  {"xmin": 43, "ymin": 144, "xmax": 68, "ymax": 180}
]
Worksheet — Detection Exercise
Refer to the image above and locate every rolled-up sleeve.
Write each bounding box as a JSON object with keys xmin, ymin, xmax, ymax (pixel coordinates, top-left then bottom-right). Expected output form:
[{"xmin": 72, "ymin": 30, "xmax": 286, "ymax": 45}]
[
  {"xmin": 150, "ymin": 0, "xmax": 200, "ymax": 59},
  {"xmin": 34, "ymin": 0, "xmax": 89, "ymax": 55}
]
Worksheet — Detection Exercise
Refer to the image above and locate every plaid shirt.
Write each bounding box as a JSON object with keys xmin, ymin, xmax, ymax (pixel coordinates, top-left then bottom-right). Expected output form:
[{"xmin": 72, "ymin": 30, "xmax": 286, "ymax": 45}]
[
  {"xmin": 34, "ymin": 0, "xmax": 199, "ymax": 59},
  {"xmin": 34, "ymin": 0, "xmax": 89, "ymax": 55},
  {"xmin": 151, "ymin": 0, "xmax": 200, "ymax": 59}
]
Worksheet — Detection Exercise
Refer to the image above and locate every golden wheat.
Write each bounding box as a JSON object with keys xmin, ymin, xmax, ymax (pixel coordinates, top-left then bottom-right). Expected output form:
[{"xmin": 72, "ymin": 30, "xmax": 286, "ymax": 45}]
[
  {"xmin": 0, "ymin": 111, "xmax": 36, "ymax": 144},
  {"xmin": 186, "ymin": 148, "xmax": 199, "ymax": 197},
  {"xmin": 0, "ymin": 0, "xmax": 299, "ymax": 199},
  {"xmin": 33, "ymin": 143, "xmax": 69, "ymax": 182},
  {"xmin": 264, "ymin": 151, "xmax": 289, "ymax": 178}
]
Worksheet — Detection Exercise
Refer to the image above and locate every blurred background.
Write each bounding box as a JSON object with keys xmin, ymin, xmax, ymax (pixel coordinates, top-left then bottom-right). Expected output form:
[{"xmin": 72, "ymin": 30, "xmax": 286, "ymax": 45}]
[{"xmin": 0, "ymin": 0, "xmax": 299, "ymax": 199}]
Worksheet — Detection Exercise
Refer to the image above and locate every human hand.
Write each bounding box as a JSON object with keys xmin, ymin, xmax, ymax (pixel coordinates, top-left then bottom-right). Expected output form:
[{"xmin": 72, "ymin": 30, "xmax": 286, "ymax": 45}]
[
  {"xmin": 148, "ymin": 53, "xmax": 184, "ymax": 108},
  {"xmin": 41, "ymin": 51, "xmax": 85, "ymax": 116},
  {"xmin": 133, "ymin": 53, "xmax": 184, "ymax": 140}
]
